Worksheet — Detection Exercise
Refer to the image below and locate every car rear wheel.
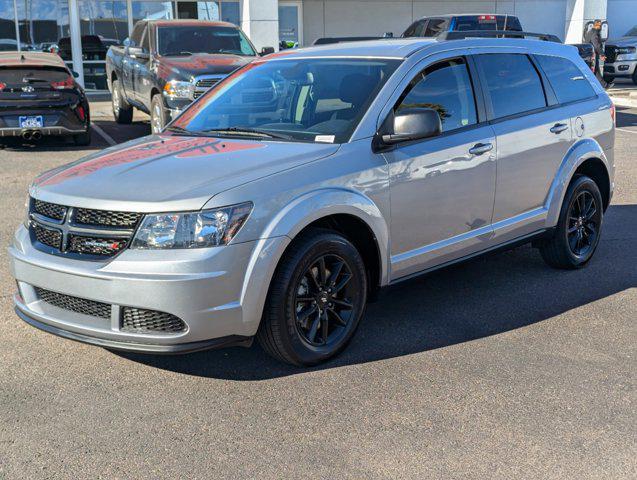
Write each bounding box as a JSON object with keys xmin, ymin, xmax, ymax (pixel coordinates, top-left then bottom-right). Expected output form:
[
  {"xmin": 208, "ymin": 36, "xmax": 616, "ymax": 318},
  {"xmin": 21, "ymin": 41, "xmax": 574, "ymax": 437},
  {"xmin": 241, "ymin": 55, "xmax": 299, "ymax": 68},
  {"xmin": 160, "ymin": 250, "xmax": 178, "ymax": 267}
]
[
  {"xmin": 112, "ymin": 79, "xmax": 133, "ymax": 124},
  {"xmin": 257, "ymin": 229, "xmax": 367, "ymax": 366},
  {"xmin": 539, "ymin": 175, "xmax": 604, "ymax": 269},
  {"xmin": 150, "ymin": 95, "xmax": 167, "ymax": 134},
  {"xmin": 73, "ymin": 128, "xmax": 91, "ymax": 146}
]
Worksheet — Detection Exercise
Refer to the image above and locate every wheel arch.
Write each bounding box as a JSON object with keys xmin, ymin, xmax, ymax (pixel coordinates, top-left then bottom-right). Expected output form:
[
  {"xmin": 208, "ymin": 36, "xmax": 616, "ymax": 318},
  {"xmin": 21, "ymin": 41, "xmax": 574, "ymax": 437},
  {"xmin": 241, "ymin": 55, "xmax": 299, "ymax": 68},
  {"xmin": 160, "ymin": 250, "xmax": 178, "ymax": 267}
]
[
  {"xmin": 238, "ymin": 189, "xmax": 390, "ymax": 335},
  {"xmin": 545, "ymin": 139, "xmax": 612, "ymax": 227}
]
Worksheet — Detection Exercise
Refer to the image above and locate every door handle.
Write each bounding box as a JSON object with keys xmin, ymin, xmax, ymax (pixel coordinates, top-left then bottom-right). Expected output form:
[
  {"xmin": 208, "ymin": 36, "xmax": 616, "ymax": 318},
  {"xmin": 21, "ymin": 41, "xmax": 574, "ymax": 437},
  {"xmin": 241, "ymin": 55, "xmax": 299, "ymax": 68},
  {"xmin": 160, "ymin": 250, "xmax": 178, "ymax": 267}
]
[
  {"xmin": 468, "ymin": 142, "xmax": 493, "ymax": 155},
  {"xmin": 550, "ymin": 123, "xmax": 569, "ymax": 134}
]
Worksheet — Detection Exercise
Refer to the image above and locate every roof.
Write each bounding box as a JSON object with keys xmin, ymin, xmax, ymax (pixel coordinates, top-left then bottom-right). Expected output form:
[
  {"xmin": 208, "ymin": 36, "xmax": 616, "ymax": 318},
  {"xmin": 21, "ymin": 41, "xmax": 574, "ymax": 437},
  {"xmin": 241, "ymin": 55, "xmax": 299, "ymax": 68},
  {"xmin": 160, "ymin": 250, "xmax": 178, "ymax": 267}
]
[
  {"xmin": 264, "ymin": 37, "xmax": 572, "ymax": 61},
  {"xmin": 151, "ymin": 19, "xmax": 237, "ymax": 28},
  {"xmin": 269, "ymin": 38, "xmax": 438, "ymax": 59},
  {"xmin": 416, "ymin": 13, "xmax": 518, "ymax": 19},
  {"xmin": 0, "ymin": 52, "xmax": 67, "ymax": 68}
]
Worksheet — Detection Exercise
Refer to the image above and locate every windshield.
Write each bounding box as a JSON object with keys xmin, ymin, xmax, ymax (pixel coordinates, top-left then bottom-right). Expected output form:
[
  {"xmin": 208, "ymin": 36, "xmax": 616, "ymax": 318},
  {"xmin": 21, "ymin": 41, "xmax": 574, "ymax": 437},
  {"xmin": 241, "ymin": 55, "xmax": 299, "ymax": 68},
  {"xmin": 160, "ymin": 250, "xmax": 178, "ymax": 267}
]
[
  {"xmin": 172, "ymin": 58, "xmax": 401, "ymax": 143},
  {"xmin": 626, "ymin": 26, "xmax": 637, "ymax": 36},
  {"xmin": 158, "ymin": 26, "xmax": 256, "ymax": 56}
]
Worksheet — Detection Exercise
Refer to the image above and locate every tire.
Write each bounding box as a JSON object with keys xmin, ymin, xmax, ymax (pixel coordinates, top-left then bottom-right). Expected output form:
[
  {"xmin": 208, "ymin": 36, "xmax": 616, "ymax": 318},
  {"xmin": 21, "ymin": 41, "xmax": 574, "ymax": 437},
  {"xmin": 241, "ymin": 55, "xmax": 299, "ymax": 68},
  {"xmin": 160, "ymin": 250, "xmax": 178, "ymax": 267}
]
[
  {"xmin": 257, "ymin": 228, "xmax": 368, "ymax": 366},
  {"xmin": 150, "ymin": 94, "xmax": 168, "ymax": 134},
  {"xmin": 73, "ymin": 128, "xmax": 91, "ymax": 146},
  {"xmin": 632, "ymin": 69, "xmax": 637, "ymax": 86},
  {"xmin": 111, "ymin": 79, "xmax": 133, "ymax": 124},
  {"xmin": 539, "ymin": 175, "xmax": 604, "ymax": 269}
]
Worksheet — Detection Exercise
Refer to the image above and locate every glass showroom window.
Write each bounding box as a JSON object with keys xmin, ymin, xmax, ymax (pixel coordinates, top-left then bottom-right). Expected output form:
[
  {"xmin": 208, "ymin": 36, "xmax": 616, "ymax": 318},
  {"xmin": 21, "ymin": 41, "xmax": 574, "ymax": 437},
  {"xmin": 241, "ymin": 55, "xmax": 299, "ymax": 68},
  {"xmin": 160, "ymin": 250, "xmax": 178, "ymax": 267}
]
[
  {"xmin": 78, "ymin": 0, "xmax": 128, "ymax": 90},
  {"xmin": 0, "ymin": 0, "xmax": 19, "ymax": 50},
  {"xmin": 14, "ymin": 0, "xmax": 70, "ymax": 55},
  {"xmin": 132, "ymin": 1, "xmax": 175, "ymax": 24}
]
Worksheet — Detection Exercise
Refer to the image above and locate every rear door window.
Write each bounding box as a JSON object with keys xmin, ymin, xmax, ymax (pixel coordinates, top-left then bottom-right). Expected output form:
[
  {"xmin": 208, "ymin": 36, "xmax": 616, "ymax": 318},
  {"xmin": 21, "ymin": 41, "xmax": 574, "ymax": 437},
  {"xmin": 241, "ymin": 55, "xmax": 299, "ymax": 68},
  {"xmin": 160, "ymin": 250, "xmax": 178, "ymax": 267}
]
[
  {"xmin": 424, "ymin": 19, "xmax": 447, "ymax": 36},
  {"xmin": 403, "ymin": 20, "xmax": 427, "ymax": 37},
  {"xmin": 475, "ymin": 53, "xmax": 547, "ymax": 119},
  {"xmin": 396, "ymin": 58, "xmax": 477, "ymax": 132},
  {"xmin": 535, "ymin": 55, "xmax": 596, "ymax": 104}
]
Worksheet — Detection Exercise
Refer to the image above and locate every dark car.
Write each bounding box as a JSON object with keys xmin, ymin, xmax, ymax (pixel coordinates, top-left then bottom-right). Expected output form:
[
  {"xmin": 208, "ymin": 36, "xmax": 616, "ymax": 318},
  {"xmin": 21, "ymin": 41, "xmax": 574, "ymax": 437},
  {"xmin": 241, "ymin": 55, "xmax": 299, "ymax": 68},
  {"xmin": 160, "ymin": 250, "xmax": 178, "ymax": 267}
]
[
  {"xmin": 106, "ymin": 20, "xmax": 273, "ymax": 133},
  {"xmin": 0, "ymin": 52, "xmax": 90, "ymax": 145},
  {"xmin": 402, "ymin": 14, "xmax": 522, "ymax": 38}
]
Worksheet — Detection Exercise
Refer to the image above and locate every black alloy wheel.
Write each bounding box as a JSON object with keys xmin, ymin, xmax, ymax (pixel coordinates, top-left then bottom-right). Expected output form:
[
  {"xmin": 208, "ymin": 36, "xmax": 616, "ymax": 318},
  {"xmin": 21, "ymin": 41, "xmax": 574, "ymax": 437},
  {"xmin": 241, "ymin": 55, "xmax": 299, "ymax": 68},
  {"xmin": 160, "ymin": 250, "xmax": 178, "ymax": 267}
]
[
  {"xmin": 293, "ymin": 253, "xmax": 355, "ymax": 347},
  {"xmin": 539, "ymin": 175, "xmax": 604, "ymax": 269},
  {"xmin": 566, "ymin": 190, "xmax": 599, "ymax": 258},
  {"xmin": 258, "ymin": 229, "xmax": 367, "ymax": 366}
]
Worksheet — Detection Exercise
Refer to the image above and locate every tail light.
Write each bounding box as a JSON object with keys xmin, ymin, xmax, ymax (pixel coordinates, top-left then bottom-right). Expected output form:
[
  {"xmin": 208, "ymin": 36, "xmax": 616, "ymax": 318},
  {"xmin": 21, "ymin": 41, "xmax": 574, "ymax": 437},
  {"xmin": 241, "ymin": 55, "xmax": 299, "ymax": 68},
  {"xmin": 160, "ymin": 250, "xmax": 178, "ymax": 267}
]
[
  {"xmin": 51, "ymin": 75, "xmax": 74, "ymax": 90},
  {"xmin": 610, "ymin": 102, "xmax": 616, "ymax": 124},
  {"xmin": 76, "ymin": 104, "xmax": 86, "ymax": 121},
  {"xmin": 0, "ymin": 82, "xmax": 6, "ymax": 91},
  {"xmin": 479, "ymin": 15, "xmax": 496, "ymax": 21}
]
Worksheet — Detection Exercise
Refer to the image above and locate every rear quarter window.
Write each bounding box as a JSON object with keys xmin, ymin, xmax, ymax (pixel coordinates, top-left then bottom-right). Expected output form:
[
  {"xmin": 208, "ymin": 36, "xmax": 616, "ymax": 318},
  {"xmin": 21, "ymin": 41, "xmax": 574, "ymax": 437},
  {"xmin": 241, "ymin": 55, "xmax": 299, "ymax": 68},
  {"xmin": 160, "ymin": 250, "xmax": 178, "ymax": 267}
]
[{"xmin": 535, "ymin": 55, "xmax": 596, "ymax": 104}]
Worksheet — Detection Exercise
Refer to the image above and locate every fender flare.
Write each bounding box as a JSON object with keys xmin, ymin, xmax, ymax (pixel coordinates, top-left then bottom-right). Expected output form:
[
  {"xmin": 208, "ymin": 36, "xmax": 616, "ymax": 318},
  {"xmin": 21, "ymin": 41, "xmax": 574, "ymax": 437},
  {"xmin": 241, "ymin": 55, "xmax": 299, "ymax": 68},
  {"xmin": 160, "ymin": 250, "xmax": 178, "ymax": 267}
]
[
  {"xmin": 238, "ymin": 188, "xmax": 390, "ymax": 334},
  {"xmin": 545, "ymin": 138, "xmax": 611, "ymax": 227}
]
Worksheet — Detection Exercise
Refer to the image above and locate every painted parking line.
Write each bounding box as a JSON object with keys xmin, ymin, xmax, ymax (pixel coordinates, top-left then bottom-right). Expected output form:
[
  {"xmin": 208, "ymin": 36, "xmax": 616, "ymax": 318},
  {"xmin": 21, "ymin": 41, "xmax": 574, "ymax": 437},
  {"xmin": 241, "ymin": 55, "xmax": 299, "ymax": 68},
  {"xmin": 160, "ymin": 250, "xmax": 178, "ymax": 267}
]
[
  {"xmin": 616, "ymin": 127, "xmax": 637, "ymax": 134},
  {"xmin": 91, "ymin": 122, "xmax": 117, "ymax": 146}
]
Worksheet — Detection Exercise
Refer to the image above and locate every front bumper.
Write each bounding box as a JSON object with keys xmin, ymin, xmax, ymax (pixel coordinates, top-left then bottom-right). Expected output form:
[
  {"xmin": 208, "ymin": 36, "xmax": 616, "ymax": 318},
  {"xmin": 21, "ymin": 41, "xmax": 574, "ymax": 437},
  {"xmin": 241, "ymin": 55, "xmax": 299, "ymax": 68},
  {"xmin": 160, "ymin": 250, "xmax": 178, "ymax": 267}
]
[
  {"xmin": 604, "ymin": 59, "xmax": 637, "ymax": 78},
  {"xmin": 10, "ymin": 225, "xmax": 288, "ymax": 352}
]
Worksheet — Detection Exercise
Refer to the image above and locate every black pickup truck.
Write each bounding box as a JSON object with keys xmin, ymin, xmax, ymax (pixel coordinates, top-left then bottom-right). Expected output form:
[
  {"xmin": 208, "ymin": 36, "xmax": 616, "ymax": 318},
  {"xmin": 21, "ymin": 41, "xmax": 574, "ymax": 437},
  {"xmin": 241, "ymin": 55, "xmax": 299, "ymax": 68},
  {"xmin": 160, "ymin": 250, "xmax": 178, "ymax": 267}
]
[{"xmin": 106, "ymin": 20, "xmax": 273, "ymax": 133}]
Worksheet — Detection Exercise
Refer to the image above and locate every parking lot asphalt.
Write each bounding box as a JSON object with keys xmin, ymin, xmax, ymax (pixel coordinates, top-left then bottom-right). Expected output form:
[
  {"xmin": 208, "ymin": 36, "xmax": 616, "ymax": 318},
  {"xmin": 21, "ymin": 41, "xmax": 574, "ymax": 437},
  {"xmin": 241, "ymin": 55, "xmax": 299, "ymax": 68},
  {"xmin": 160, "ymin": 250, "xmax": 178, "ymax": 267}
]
[{"xmin": 0, "ymin": 107, "xmax": 635, "ymax": 479}]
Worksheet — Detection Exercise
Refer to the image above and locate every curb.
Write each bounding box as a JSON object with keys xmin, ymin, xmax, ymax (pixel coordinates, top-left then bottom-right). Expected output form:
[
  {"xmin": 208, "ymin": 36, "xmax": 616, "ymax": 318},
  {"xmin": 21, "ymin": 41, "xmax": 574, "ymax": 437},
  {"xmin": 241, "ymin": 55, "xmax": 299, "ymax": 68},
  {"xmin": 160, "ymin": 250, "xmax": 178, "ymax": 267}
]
[{"xmin": 609, "ymin": 89, "xmax": 637, "ymax": 108}]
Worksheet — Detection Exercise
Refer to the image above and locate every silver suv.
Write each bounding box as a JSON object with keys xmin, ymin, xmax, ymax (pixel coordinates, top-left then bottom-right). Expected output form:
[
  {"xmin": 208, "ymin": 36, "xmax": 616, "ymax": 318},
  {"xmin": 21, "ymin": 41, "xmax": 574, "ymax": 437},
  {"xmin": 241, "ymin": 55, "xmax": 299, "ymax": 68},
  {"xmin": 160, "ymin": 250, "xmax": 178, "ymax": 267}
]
[{"xmin": 10, "ymin": 38, "xmax": 615, "ymax": 366}]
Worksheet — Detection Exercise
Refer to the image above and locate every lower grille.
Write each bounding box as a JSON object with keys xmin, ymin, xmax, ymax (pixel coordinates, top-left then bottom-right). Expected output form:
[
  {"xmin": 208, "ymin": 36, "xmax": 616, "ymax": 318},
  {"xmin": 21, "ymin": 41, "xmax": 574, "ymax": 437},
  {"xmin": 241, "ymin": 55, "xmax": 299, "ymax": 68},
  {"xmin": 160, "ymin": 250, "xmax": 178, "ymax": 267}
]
[
  {"xmin": 121, "ymin": 307, "xmax": 187, "ymax": 334},
  {"xmin": 68, "ymin": 235, "xmax": 129, "ymax": 256},
  {"xmin": 35, "ymin": 287, "xmax": 111, "ymax": 320},
  {"xmin": 32, "ymin": 223, "xmax": 62, "ymax": 249}
]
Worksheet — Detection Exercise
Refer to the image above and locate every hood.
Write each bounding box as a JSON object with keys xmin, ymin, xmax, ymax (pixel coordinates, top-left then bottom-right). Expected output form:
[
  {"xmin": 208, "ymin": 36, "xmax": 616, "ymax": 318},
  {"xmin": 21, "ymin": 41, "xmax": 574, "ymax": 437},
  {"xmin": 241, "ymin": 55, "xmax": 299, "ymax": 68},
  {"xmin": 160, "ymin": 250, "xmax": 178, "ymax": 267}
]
[
  {"xmin": 158, "ymin": 53, "xmax": 254, "ymax": 79},
  {"xmin": 31, "ymin": 135, "xmax": 340, "ymax": 212},
  {"xmin": 606, "ymin": 37, "xmax": 637, "ymax": 47}
]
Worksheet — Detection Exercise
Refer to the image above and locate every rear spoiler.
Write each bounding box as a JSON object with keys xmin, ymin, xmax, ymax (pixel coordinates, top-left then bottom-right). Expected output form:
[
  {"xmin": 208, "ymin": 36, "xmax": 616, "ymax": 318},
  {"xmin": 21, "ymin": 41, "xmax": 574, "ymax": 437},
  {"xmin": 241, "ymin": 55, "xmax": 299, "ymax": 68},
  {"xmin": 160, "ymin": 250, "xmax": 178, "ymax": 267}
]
[{"xmin": 439, "ymin": 30, "xmax": 562, "ymax": 42}]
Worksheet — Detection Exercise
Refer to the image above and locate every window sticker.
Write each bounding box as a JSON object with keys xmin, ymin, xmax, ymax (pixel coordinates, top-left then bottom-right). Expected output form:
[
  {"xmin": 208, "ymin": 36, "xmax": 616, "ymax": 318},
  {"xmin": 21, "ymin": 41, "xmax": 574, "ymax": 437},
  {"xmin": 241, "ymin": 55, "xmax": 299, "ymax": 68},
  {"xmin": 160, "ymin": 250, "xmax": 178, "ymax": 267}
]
[{"xmin": 315, "ymin": 135, "xmax": 335, "ymax": 143}]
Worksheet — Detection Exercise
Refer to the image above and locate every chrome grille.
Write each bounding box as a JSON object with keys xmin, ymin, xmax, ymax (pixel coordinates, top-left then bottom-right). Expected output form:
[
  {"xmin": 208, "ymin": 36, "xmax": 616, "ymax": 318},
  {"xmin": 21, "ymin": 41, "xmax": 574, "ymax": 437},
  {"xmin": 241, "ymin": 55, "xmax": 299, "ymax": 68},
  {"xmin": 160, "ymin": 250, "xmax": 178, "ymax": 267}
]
[
  {"xmin": 193, "ymin": 75, "xmax": 225, "ymax": 99},
  {"xmin": 32, "ymin": 223, "xmax": 62, "ymax": 249},
  {"xmin": 34, "ymin": 199, "xmax": 67, "ymax": 221},
  {"xmin": 75, "ymin": 208, "xmax": 141, "ymax": 228},
  {"xmin": 35, "ymin": 287, "xmax": 111, "ymax": 320},
  {"xmin": 68, "ymin": 234, "xmax": 129, "ymax": 256},
  {"xmin": 121, "ymin": 307, "xmax": 187, "ymax": 334}
]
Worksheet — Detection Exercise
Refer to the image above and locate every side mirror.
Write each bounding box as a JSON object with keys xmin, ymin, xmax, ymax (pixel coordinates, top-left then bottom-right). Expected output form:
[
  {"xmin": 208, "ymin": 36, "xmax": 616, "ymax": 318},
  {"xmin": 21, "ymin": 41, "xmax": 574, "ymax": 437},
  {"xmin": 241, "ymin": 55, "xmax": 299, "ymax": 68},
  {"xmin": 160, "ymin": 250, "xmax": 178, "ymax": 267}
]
[
  {"xmin": 260, "ymin": 46, "xmax": 275, "ymax": 56},
  {"xmin": 379, "ymin": 108, "xmax": 442, "ymax": 146},
  {"xmin": 71, "ymin": 70, "xmax": 79, "ymax": 78},
  {"xmin": 128, "ymin": 46, "xmax": 149, "ymax": 60},
  {"xmin": 123, "ymin": 37, "xmax": 132, "ymax": 48}
]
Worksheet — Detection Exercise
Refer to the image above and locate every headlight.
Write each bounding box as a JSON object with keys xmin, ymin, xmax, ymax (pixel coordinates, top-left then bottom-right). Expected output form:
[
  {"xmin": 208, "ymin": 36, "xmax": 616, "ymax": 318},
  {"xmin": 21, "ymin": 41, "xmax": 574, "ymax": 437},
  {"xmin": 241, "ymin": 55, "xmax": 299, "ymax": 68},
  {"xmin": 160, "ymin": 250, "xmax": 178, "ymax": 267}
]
[
  {"xmin": 131, "ymin": 202, "xmax": 252, "ymax": 249},
  {"xmin": 616, "ymin": 46, "xmax": 637, "ymax": 55},
  {"xmin": 163, "ymin": 80, "xmax": 194, "ymax": 99}
]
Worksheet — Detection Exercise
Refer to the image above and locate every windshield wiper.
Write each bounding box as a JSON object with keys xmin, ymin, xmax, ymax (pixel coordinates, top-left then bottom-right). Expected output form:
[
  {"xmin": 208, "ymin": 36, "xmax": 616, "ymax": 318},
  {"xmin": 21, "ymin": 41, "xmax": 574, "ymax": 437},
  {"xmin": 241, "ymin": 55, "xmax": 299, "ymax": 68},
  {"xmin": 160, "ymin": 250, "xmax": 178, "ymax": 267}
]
[
  {"xmin": 162, "ymin": 51, "xmax": 193, "ymax": 56},
  {"xmin": 164, "ymin": 125, "xmax": 204, "ymax": 136},
  {"xmin": 199, "ymin": 127, "xmax": 294, "ymax": 140}
]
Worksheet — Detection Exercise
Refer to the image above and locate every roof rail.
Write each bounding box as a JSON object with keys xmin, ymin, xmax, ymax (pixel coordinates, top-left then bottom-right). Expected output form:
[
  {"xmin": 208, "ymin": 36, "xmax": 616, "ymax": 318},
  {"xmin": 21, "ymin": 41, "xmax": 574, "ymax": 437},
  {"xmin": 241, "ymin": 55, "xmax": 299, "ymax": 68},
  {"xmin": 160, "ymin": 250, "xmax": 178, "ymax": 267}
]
[{"xmin": 439, "ymin": 30, "xmax": 562, "ymax": 42}]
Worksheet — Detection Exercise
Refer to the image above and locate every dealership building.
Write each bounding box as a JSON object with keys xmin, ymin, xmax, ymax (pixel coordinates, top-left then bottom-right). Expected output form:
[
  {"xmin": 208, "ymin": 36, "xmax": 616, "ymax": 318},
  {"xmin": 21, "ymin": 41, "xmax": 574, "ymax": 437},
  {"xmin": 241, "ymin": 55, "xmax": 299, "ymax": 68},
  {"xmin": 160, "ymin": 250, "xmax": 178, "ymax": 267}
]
[{"xmin": 1, "ymin": 0, "xmax": 635, "ymax": 91}]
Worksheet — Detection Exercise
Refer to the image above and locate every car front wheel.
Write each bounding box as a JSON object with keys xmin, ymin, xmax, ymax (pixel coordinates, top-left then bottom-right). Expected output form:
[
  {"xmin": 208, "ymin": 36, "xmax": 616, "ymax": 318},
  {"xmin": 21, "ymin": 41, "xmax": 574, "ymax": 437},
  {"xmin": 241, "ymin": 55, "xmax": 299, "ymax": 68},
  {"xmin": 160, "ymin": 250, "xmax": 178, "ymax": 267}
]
[
  {"xmin": 150, "ymin": 95, "xmax": 167, "ymax": 134},
  {"xmin": 111, "ymin": 79, "xmax": 133, "ymax": 124},
  {"xmin": 257, "ymin": 229, "xmax": 368, "ymax": 366},
  {"xmin": 539, "ymin": 175, "xmax": 604, "ymax": 269}
]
